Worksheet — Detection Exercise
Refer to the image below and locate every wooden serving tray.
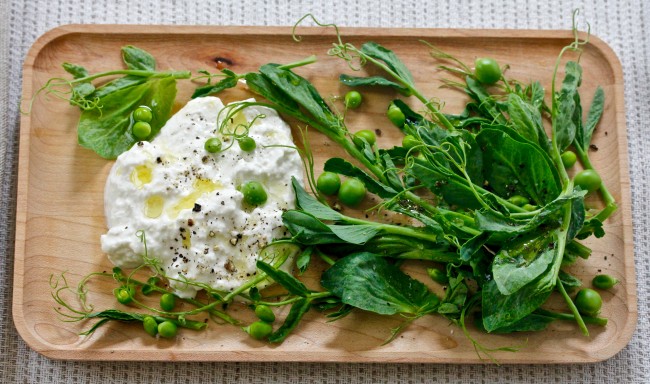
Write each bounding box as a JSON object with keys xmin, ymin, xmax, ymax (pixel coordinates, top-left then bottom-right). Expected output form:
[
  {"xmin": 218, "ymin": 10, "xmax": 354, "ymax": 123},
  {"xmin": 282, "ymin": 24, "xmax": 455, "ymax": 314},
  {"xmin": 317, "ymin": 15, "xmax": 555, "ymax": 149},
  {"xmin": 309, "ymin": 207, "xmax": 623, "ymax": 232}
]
[{"xmin": 14, "ymin": 25, "xmax": 636, "ymax": 363}]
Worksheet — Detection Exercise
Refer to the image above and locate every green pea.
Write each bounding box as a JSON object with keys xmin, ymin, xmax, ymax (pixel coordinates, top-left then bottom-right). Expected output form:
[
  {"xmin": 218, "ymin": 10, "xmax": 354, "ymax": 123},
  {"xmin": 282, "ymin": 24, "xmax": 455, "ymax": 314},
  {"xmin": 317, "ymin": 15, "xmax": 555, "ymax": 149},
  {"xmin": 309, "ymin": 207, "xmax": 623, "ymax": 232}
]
[
  {"xmin": 254, "ymin": 305, "xmax": 276, "ymax": 323},
  {"xmin": 574, "ymin": 288, "xmax": 602, "ymax": 317},
  {"xmin": 160, "ymin": 293, "xmax": 176, "ymax": 312},
  {"xmin": 241, "ymin": 181, "xmax": 268, "ymax": 206},
  {"xmin": 133, "ymin": 106, "xmax": 153, "ymax": 122},
  {"xmin": 238, "ymin": 136, "xmax": 256, "ymax": 152},
  {"xmin": 338, "ymin": 178, "xmax": 366, "ymax": 207},
  {"xmin": 574, "ymin": 169, "xmax": 602, "ymax": 193},
  {"xmin": 142, "ymin": 316, "xmax": 158, "ymax": 337},
  {"xmin": 244, "ymin": 321, "xmax": 273, "ymax": 340},
  {"xmin": 561, "ymin": 151, "xmax": 577, "ymax": 169},
  {"xmin": 344, "ymin": 90, "xmax": 362, "ymax": 109},
  {"xmin": 114, "ymin": 285, "xmax": 135, "ymax": 305},
  {"xmin": 204, "ymin": 137, "xmax": 222, "ymax": 153},
  {"xmin": 592, "ymin": 274, "xmax": 619, "ymax": 290},
  {"xmin": 317, "ymin": 171, "xmax": 341, "ymax": 196},
  {"xmin": 402, "ymin": 135, "xmax": 419, "ymax": 150},
  {"xmin": 508, "ymin": 195, "xmax": 529, "ymax": 207},
  {"xmin": 387, "ymin": 103, "xmax": 406, "ymax": 127},
  {"xmin": 427, "ymin": 268, "xmax": 449, "ymax": 284},
  {"xmin": 132, "ymin": 121, "xmax": 152, "ymax": 140},
  {"xmin": 474, "ymin": 58, "xmax": 502, "ymax": 85},
  {"xmin": 354, "ymin": 129, "xmax": 377, "ymax": 146},
  {"xmin": 157, "ymin": 320, "xmax": 178, "ymax": 338}
]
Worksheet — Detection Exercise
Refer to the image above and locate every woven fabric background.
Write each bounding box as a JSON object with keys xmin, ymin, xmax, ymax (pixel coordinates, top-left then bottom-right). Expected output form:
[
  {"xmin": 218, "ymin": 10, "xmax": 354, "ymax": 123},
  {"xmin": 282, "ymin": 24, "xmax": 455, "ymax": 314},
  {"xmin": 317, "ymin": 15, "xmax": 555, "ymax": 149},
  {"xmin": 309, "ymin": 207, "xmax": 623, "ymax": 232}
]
[{"xmin": 1, "ymin": 0, "xmax": 648, "ymax": 382}]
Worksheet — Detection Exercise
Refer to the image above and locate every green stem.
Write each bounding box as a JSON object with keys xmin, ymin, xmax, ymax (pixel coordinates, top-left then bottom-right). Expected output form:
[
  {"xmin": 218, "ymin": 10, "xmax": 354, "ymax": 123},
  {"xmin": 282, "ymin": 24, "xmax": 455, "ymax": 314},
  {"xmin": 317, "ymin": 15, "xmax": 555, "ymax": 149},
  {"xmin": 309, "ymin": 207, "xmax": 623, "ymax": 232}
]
[
  {"xmin": 259, "ymin": 291, "xmax": 332, "ymax": 307},
  {"xmin": 278, "ymin": 55, "xmax": 318, "ymax": 70},
  {"xmin": 556, "ymin": 276, "xmax": 589, "ymax": 336},
  {"xmin": 70, "ymin": 70, "xmax": 191, "ymax": 84},
  {"xmin": 535, "ymin": 308, "xmax": 607, "ymax": 327}
]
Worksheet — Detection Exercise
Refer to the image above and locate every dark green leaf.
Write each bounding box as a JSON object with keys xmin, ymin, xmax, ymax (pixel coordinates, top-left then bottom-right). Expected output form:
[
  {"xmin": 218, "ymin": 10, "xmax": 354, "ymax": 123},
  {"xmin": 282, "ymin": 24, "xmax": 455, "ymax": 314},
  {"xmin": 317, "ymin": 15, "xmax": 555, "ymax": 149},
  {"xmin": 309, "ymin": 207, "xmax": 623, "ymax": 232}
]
[
  {"xmin": 465, "ymin": 76, "xmax": 508, "ymax": 125},
  {"xmin": 90, "ymin": 75, "xmax": 149, "ymax": 99},
  {"xmin": 507, "ymin": 93, "xmax": 543, "ymax": 144},
  {"xmin": 360, "ymin": 42, "xmax": 414, "ymax": 87},
  {"xmin": 339, "ymin": 74, "xmax": 410, "ymax": 94},
  {"xmin": 576, "ymin": 86, "xmax": 605, "ymax": 150},
  {"xmin": 62, "ymin": 62, "xmax": 89, "ymax": 79},
  {"xmin": 244, "ymin": 72, "xmax": 301, "ymax": 116},
  {"xmin": 460, "ymin": 232, "xmax": 491, "ymax": 262},
  {"xmin": 476, "ymin": 127, "xmax": 561, "ymax": 205},
  {"xmin": 558, "ymin": 269, "xmax": 582, "ymax": 292},
  {"xmin": 328, "ymin": 224, "xmax": 381, "ymax": 245},
  {"xmin": 256, "ymin": 261, "xmax": 311, "ymax": 296},
  {"xmin": 488, "ymin": 313, "xmax": 555, "ymax": 333},
  {"xmin": 77, "ymin": 76, "xmax": 177, "ymax": 159},
  {"xmin": 121, "ymin": 45, "xmax": 156, "ymax": 71},
  {"xmin": 321, "ymin": 252, "xmax": 439, "ymax": 316},
  {"xmin": 268, "ymin": 298, "xmax": 311, "ymax": 343},
  {"xmin": 282, "ymin": 210, "xmax": 342, "ymax": 245},
  {"xmin": 191, "ymin": 73, "xmax": 239, "ymax": 98}
]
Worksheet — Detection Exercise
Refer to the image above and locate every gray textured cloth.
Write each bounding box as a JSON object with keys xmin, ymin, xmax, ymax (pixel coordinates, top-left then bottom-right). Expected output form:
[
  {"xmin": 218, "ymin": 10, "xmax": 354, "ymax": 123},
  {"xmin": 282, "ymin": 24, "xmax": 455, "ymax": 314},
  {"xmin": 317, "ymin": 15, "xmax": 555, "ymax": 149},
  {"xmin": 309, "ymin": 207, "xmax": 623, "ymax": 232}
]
[{"xmin": 1, "ymin": 0, "xmax": 649, "ymax": 382}]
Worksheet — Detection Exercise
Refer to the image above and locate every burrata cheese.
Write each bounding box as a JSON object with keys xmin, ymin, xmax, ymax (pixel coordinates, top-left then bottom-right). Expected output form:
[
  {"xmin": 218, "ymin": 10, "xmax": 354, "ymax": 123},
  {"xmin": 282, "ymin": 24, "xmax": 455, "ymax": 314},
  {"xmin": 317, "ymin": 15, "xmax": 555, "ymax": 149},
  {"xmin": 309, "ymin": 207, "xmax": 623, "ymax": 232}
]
[{"xmin": 100, "ymin": 96, "xmax": 304, "ymax": 298}]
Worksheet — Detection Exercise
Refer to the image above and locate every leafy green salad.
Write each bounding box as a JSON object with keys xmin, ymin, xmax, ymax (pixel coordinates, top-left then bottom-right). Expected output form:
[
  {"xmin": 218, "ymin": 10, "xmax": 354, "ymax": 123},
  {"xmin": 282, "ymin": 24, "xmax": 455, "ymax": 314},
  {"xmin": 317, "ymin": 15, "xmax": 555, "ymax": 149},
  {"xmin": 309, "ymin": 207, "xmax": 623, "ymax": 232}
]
[{"xmin": 42, "ymin": 13, "xmax": 620, "ymax": 359}]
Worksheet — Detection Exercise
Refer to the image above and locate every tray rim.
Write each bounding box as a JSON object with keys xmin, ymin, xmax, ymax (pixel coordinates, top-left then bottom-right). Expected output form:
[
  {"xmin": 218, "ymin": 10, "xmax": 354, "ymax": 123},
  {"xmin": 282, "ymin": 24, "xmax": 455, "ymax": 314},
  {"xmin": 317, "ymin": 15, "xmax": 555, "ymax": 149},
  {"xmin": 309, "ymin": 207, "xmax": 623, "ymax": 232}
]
[{"xmin": 13, "ymin": 23, "xmax": 637, "ymax": 363}]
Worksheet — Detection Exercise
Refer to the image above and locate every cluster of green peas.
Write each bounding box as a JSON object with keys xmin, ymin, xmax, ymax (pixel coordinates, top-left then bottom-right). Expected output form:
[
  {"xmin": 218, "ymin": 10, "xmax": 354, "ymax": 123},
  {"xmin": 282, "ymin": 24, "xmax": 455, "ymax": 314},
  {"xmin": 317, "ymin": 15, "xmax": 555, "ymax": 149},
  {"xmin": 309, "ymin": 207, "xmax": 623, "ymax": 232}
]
[
  {"xmin": 242, "ymin": 305, "xmax": 276, "ymax": 340},
  {"xmin": 114, "ymin": 277, "xmax": 180, "ymax": 338},
  {"xmin": 204, "ymin": 134, "xmax": 269, "ymax": 207},
  {"xmin": 131, "ymin": 106, "xmax": 154, "ymax": 140}
]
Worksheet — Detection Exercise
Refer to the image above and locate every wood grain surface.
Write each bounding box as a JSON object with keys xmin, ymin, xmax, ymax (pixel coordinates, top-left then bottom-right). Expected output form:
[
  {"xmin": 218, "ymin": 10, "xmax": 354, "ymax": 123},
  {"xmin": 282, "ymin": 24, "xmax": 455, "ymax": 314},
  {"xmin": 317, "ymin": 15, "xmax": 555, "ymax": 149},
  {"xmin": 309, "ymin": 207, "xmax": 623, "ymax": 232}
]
[{"xmin": 13, "ymin": 25, "xmax": 636, "ymax": 363}]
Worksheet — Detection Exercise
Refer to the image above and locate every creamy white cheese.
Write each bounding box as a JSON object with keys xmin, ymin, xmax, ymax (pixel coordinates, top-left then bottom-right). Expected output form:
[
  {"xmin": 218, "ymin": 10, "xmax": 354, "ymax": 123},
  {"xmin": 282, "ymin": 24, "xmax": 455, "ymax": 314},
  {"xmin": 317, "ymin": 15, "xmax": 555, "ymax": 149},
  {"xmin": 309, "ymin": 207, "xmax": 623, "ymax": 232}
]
[{"xmin": 101, "ymin": 96, "xmax": 304, "ymax": 298}]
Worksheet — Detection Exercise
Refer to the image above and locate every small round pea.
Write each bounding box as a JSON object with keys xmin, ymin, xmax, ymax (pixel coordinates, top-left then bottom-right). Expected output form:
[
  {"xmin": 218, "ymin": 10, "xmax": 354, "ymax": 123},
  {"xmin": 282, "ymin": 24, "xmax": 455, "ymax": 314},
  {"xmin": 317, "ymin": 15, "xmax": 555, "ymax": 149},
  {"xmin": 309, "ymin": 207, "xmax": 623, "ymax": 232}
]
[
  {"xmin": 574, "ymin": 169, "xmax": 602, "ymax": 193},
  {"xmin": 254, "ymin": 305, "xmax": 276, "ymax": 323},
  {"xmin": 142, "ymin": 316, "xmax": 158, "ymax": 337},
  {"xmin": 159, "ymin": 293, "xmax": 176, "ymax": 312},
  {"xmin": 344, "ymin": 90, "xmax": 362, "ymax": 109},
  {"xmin": 338, "ymin": 178, "xmax": 367, "ymax": 207},
  {"xmin": 157, "ymin": 320, "xmax": 178, "ymax": 338},
  {"xmin": 244, "ymin": 321, "xmax": 273, "ymax": 340},
  {"xmin": 204, "ymin": 137, "xmax": 222, "ymax": 153},
  {"xmin": 241, "ymin": 181, "xmax": 268, "ymax": 206},
  {"xmin": 317, "ymin": 171, "xmax": 341, "ymax": 196},
  {"xmin": 427, "ymin": 268, "xmax": 449, "ymax": 285},
  {"xmin": 474, "ymin": 58, "xmax": 502, "ymax": 85},
  {"xmin": 402, "ymin": 135, "xmax": 419, "ymax": 150},
  {"xmin": 592, "ymin": 274, "xmax": 619, "ymax": 290},
  {"xmin": 133, "ymin": 106, "xmax": 153, "ymax": 122},
  {"xmin": 508, "ymin": 195, "xmax": 529, "ymax": 207},
  {"xmin": 561, "ymin": 151, "xmax": 577, "ymax": 169},
  {"xmin": 574, "ymin": 288, "xmax": 603, "ymax": 317},
  {"xmin": 354, "ymin": 129, "xmax": 377, "ymax": 146},
  {"xmin": 114, "ymin": 285, "xmax": 135, "ymax": 305},
  {"xmin": 132, "ymin": 121, "xmax": 151, "ymax": 140},
  {"xmin": 238, "ymin": 136, "xmax": 256, "ymax": 152},
  {"xmin": 387, "ymin": 103, "xmax": 406, "ymax": 128}
]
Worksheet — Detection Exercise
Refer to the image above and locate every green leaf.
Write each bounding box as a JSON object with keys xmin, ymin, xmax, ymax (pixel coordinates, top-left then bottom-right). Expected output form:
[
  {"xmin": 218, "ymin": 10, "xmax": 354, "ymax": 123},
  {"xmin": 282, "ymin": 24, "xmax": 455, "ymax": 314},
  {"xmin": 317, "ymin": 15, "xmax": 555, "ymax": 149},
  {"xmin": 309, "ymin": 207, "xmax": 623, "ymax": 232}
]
[
  {"xmin": 359, "ymin": 42, "xmax": 415, "ymax": 87},
  {"xmin": 291, "ymin": 177, "xmax": 343, "ymax": 221},
  {"xmin": 323, "ymin": 158, "xmax": 398, "ymax": 198},
  {"xmin": 327, "ymin": 224, "xmax": 380, "ymax": 245},
  {"xmin": 476, "ymin": 127, "xmax": 561, "ymax": 205},
  {"xmin": 244, "ymin": 72, "xmax": 301, "ymax": 116},
  {"xmin": 77, "ymin": 76, "xmax": 177, "ymax": 159},
  {"xmin": 558, "ymin": 269, "xmax": 582, "ymax": 292},
  {"xmin": 555, "ymin": 61, "xmax": 582, "ymax": 152},
  {"xmin": 491, "ymin": 230, "xmax": 558, "ymax": 295},
  {"xmin": 575, "ymin": 86, "xmax": 605, "ymax": 150},
  {"xmin": 191, "ymin": 69, "xmax": 240, "ymax": 99},
  {"xmin": 339, "ymin": 74, "xmax": 410, "ymax": 95},
  {"xmin": 282, "ymin": 210, "xmax": 342, "ymax": 245},
  {"xmin": 268, "ymin": 298, "xmax": 311, "ymax": 343},
  {"xmin": 256, "ymin": 261, "xmax": 311, "ymax": 296},
  {"xmin": 62, "ymin": 62, "xmax": 89, "ymax": 79},
  {"xmin": 507, "ymin": 93, "xmax": 543, "ymax": 144},
  {"xmin": 460, "ymin": 232, "xmax": 491, "ymax": 262},
  {"xmin": 321, "ymin": 252, "xmax": 440, "ymax": 316},
  {"xmin": 465, "ymin": 77, "xmax": 508, "ymax": 125},
  {"xmin": 258, "ymin": 64, "xmax": 340, "ymax": 129},
  {"xmin": 121, "ymin": 45, "xmax": 156, "ymax": 71},
  {"xmin": 90, "ymin": 75, "xmax": 149, "ymax": 99},
  {"xmin": 296, "ymin": 246, "xmax": 313, "ymax": 274},
  {"xmin": 487, "ymin": 313, "xmax": 555, "ymax": 333}
]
